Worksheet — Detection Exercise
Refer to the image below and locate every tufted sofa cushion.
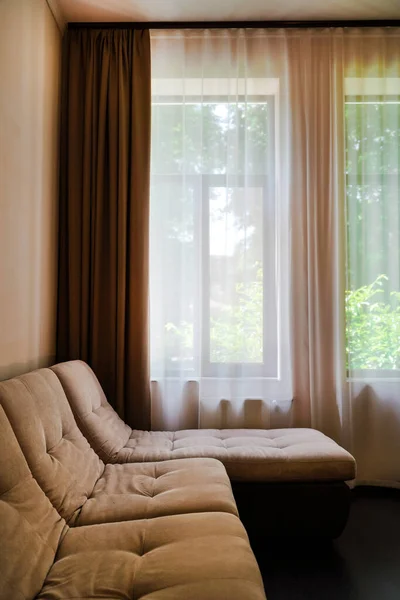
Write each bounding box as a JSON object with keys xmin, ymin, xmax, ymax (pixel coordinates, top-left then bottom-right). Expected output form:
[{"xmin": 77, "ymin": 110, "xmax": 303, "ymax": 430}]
[
  {"xmin": 0, "ymin": 368, "xmax": 238, "ymax": 527},
  {"xmin": 78, "ymin": 458, "xmax": 237, "ymax": 525},
  {"xmin": 120, "ymin": 428, "xmax": 356, "ymax": 482},
  {"xmin": 52, "ymin": 360, "xmax": 131, "ymax": 462},
  {"xmin": 0, "ymin": 405, "xmax": 66, "ymax": 600},
  {"xmin": 52, "ymin": 360, "xmax": 356, "ymax": 482},
  {"xmin": 0, "ymin": 369, "xmax": 104, "ymax": 524},
  {"xmin": 38, "ymin": 512, "xmax": 266, "ymax": 600}
]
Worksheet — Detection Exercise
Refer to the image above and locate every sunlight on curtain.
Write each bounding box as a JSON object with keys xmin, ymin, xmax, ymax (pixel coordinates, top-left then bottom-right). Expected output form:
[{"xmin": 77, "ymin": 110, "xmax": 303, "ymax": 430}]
[
  {"xmin": 346, "ymin": 70, "xmax": 400, "ymax": 374},
  {"xmin": 150, "ymin": 29, "xmax": 292, "ymax": 430},
  {"xmin": 287, "ymin": 29, "xmax": 348, "ymax": 442},
  {"xmin": 343, "ymin": 30, "xmax": 400, "ymax": 485},
  {"xmin": 288, "ymin": 28, "xmax": 400, "ymax": 483}
]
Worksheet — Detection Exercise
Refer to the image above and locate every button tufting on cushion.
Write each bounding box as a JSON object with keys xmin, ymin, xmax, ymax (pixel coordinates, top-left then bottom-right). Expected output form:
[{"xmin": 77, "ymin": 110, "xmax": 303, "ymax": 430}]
[
  {"xmin": 0, "ymin": 406, "xmax": 67, "ymax": 600},
  {"xmin": 0, "ymin": 369, "xmax": 105, "ymax": 525},
  {"xmin": 77, "ymin": 458, "xmax": 238, "ymax": 526},
  {"xmin": 118, "ymin": 428, "xmax": 356, "ymax": 482},
  {"xmin": 37, "ymin": 513, "xmax": 266, "ymax": 600}
]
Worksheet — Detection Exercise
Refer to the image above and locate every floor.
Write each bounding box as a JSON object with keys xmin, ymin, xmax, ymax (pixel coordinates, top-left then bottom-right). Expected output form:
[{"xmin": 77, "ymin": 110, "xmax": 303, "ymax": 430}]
[{"xmin": 254, "ymin": 487, "xmax": 400, "ymax": 600}]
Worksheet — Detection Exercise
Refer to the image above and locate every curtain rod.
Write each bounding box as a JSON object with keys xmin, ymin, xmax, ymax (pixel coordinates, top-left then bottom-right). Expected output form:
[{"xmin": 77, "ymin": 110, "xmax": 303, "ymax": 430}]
[{"xmin": 67, "ymin": 20, "xmax": 400, "ymax": 30}]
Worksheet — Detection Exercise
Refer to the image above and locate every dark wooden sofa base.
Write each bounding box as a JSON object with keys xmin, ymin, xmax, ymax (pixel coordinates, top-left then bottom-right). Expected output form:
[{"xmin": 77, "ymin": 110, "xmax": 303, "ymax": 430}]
[{"xmin": 231, "ymin": 481, "xmax": 351, "ymax": 540}]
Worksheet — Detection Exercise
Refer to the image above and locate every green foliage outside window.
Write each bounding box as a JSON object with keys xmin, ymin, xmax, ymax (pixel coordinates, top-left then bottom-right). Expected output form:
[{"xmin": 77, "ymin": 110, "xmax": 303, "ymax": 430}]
[
  {"xmin": 345, "ymin": 99, "xmax": 400, "ymax": 371},
  {"xmin": 346, "ymin": 275, "xmax": 400, "ymax": 370},
  {"xmin": 210, "ymin": 268, "xmax": 263, "ymax": 363},
  {"xmin": 166, "ymin": 272, "xmax": 400, "ymax": 370}
]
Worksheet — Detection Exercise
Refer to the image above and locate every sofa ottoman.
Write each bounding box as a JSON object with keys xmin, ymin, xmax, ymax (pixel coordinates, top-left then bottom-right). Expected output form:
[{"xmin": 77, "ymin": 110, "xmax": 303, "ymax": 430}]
[{"xmin": 52, "ymin": 360, "xmax": 356, "ymax": 538}]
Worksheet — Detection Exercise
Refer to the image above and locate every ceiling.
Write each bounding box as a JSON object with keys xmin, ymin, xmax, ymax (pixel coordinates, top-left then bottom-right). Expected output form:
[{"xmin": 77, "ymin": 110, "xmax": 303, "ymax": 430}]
[{"xmin": 54, "ymin": 0, "xmax": 400, "ymax": 24}]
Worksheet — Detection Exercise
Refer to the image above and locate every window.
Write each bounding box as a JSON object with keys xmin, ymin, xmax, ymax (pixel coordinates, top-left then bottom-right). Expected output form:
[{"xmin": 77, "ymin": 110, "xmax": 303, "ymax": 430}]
[
  {"xmin": 345, "ymin": 79, "xmax": 400, "ymax": 373},
  {"xmin": 150, "ymin": 77, "xmax": 290, "ymax": 397}
]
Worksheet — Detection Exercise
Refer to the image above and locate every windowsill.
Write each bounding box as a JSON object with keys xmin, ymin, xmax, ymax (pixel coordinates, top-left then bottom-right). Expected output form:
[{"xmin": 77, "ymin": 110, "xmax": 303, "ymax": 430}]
[
  {"xmin": 150, "ymin": 376, "xmax": 284, "ymax": 382},
  {"xmin": 347, "ymin": 369, "xmax": 400, "ymax": 383}
]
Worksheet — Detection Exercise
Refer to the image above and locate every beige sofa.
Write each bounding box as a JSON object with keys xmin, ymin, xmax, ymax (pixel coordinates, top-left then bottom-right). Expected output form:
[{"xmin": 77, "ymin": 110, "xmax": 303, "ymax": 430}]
[
  {"xmin": 0, "ymin": 404, "xmax": 265, "ymax": 600},
  {"xmin": 0, "ymin": 359, "xmax": 357, "ymax": 598},
  {"xmin": 0, "ymin": 369, "xmax": 266, "ymax": 600},
  {"xmin": 51, "ymin": 360, "xmax": 356, "ymax": 537}
]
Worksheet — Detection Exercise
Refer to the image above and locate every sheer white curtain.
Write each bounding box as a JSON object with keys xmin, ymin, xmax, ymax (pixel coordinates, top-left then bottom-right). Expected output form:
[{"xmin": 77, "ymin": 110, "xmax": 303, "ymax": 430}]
[
  {"xmin": 150, "ymin": 29, "xmax": 292, "ymax": 430},
  {"xmin": 150, "ymin": 27, "xmax": 400, "ymax": 485},
  {"xmin": 343, "ymin": 30, "xmax": 400, "ymax": 485}
]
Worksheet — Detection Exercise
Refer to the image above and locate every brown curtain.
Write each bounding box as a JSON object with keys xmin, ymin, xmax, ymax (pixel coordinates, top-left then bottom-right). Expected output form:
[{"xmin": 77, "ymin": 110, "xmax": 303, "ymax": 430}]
[{"xmin": 57, "ymin": 28, "xmax": 151, "ymax": 429}]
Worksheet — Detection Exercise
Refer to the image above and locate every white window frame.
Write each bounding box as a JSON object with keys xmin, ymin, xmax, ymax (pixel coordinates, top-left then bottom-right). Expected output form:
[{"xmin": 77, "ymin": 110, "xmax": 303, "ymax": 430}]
[{"xmin": 151, "ymin": 77, "xmax": 292, "ymax": 401}]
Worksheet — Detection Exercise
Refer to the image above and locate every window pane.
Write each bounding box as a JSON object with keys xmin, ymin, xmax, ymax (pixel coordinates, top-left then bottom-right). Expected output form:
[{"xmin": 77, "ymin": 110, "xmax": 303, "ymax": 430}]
[
  {"xmin": 345, "ymin": 97, "xmax": 400, "ymax": 370},
  {"xmin": 151, "ymin": 93, "xmax": 278, "ymax": 377},
  {"xmin": 152, "ymin": 101, "xmax": 270, "ymax": 176},
  {"xmin": 209, "ymin": 186, "xmax": 263, "ymax": 364},
  {"xmin": 150, "ymin": 178, "xmax": 196, "ymax": 375}
]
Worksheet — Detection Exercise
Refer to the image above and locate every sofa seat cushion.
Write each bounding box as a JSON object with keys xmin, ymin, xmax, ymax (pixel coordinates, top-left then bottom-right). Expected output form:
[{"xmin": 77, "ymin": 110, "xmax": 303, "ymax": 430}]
[
  {"xmin": 77, "ymin": 457, "xmax": 238, "ymax": 526},
  {"xmin": 118, "ymin": 429, "xmax": 356, "ymax": 482},
  {"xmin": 38, "ymin": 512, "xmax": 266, "ymax": 600}
]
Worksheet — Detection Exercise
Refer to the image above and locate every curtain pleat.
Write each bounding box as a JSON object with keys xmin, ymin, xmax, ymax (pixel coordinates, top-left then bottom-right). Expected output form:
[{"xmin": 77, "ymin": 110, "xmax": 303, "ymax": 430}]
[
  {"xmin": 288, "ymin": 31, "xmax": 348, "ymax": 443},
  {"xmin": 57, "ymin": 28, "xmax": 151, "ymax": 429}
]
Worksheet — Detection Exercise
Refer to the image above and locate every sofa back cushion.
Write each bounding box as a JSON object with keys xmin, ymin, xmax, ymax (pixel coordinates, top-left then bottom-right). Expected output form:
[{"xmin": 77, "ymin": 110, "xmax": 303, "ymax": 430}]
[
  {"xmin": 0, "ymin": 368, "xmax": 104, "ymax": 524},
  {"xmin": 0, "ymin": 405, "xmax": 66, "ymax": 600},
  {"xmin": 52, "ymin": 360, "xmax": 131, "ymax": 462}
]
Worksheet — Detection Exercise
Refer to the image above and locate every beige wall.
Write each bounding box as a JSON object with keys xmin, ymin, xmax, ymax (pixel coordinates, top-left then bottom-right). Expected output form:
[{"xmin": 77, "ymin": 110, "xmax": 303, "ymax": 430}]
[{"xmin": 0, "ymin": 0, "xmax": 61, "ymax": 380}]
